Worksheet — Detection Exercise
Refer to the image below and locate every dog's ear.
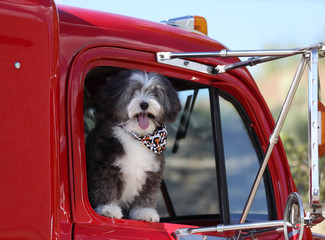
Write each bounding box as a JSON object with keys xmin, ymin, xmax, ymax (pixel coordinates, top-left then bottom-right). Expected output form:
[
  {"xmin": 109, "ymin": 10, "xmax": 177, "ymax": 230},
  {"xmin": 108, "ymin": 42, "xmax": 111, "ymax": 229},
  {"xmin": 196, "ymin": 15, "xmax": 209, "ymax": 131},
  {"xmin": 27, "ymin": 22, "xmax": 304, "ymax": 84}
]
[{"xmin": 97, "ymin": 71, "xmax": 132, "ymax": 121}]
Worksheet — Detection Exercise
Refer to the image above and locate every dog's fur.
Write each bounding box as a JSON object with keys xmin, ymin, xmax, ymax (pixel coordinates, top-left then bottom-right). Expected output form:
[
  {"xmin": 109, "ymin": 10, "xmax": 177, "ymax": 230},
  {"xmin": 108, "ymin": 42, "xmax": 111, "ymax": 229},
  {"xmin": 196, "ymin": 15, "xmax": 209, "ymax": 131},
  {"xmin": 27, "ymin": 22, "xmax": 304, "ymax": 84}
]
[{"xmin": 86, "ymin": 69, "xmax": 181, "ymax": 222}]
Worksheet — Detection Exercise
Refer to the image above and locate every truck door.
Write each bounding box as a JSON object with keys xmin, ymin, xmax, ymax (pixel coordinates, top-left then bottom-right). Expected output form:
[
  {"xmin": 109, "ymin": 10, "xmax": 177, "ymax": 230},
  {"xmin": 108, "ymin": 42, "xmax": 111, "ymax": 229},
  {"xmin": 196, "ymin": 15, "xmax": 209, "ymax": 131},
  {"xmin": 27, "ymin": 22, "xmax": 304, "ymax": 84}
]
[{"xmin": 0, "ymin": 0, "xmax": 60, "ymax": 239}]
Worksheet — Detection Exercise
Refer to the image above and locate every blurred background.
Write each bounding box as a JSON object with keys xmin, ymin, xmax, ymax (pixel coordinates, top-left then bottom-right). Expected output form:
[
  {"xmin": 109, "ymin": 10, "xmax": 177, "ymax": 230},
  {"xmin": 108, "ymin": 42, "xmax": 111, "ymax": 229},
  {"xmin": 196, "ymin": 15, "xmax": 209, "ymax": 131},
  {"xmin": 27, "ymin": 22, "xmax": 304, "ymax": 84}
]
[{"xmin": 56, "ymin": 0, "xmax": 325, "ymax": 233}]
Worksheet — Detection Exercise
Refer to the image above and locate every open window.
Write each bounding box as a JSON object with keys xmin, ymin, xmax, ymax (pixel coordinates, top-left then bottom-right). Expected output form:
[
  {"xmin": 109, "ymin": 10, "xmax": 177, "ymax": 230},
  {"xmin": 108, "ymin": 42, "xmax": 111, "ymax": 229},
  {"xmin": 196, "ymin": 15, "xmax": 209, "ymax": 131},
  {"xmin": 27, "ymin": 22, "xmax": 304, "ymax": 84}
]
[{"xmin": 82, "ymin": 66, "xmax": 275, "ymax": 227}]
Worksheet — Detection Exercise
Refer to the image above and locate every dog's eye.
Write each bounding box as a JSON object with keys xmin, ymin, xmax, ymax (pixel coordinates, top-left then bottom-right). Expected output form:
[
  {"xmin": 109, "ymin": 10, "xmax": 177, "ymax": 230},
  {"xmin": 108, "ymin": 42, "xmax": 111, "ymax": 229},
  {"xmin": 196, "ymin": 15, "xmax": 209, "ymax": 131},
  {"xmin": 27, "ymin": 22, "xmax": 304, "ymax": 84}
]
[
  {"xmin": 153, "ymin": 88, "xmax": 163, "ymax": 99},
  {"xmin": 155, "ymin": 93, "xmax": 162, "ymax": 100}
]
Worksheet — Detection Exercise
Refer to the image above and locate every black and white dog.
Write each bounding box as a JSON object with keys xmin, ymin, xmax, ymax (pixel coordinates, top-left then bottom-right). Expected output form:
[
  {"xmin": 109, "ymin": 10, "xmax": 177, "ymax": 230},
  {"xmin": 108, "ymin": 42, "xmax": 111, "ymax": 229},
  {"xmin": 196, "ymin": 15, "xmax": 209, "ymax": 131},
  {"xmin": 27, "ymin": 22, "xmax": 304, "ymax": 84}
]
[{"xmin": 86, "ymin": 69, "xmax": 181, "ymax": 222}]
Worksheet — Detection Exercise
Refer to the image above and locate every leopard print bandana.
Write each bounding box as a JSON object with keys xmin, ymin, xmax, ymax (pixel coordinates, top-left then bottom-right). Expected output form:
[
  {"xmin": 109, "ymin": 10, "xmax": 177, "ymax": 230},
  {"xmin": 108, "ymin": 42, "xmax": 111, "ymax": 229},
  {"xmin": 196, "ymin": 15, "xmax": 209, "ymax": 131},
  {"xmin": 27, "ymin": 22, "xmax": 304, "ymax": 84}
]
[{"xmin": 122, "ymin": 125, "xmax": 167, "ymax": 154}]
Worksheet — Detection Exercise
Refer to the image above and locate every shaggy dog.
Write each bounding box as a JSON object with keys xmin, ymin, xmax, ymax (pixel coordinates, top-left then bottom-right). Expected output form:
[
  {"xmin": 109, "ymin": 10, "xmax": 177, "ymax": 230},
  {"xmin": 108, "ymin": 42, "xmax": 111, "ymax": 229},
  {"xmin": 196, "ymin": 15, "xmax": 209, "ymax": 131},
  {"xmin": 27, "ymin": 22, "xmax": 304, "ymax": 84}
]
[{"xmin": 86, "ymin": 69, "xmax": 181, "ymax": 222}]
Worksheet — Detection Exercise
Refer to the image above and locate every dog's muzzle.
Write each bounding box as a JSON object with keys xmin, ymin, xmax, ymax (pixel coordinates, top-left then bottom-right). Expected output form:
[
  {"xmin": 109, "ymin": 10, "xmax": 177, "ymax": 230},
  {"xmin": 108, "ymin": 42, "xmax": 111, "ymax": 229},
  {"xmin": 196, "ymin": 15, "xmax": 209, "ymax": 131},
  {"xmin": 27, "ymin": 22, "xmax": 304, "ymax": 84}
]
[{"xmin": 136, "ymin": 101, "xmax": 156, "ymax": 130}]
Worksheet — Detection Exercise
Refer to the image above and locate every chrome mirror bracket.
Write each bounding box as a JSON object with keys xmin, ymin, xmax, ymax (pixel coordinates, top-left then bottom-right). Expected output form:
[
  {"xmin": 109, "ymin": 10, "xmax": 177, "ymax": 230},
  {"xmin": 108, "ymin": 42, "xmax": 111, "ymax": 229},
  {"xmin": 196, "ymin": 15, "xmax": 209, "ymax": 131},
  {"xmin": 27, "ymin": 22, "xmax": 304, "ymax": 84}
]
[
  {"xmin": 161, "ymin": 43, "xmax": 325, "ymax": 240},
  {"xmin": 308, "ymin": 48, "xmax": 321, "ymax": 209},
  {"xmin": 172, "ymin": 192, "xmax": 325, "ymax": 239}
]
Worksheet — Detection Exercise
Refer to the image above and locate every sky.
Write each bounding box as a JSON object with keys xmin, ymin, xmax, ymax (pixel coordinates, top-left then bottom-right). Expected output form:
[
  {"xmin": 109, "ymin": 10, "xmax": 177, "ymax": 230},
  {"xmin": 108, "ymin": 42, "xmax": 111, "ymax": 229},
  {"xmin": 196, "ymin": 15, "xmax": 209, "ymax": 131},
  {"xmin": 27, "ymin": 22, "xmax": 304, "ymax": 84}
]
[{"xmin": 55, "ymin": 0, "xmax": 325, "ymax": 51}]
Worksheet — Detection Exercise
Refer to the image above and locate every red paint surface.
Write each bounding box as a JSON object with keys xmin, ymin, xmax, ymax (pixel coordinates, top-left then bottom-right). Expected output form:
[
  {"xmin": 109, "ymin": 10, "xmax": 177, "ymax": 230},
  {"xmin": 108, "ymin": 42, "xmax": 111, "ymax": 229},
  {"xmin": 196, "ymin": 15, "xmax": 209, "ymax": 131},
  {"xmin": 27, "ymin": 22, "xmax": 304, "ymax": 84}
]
[{"xmin": 0, "ymin": 0, "xmax": 60, "ymax": 239}]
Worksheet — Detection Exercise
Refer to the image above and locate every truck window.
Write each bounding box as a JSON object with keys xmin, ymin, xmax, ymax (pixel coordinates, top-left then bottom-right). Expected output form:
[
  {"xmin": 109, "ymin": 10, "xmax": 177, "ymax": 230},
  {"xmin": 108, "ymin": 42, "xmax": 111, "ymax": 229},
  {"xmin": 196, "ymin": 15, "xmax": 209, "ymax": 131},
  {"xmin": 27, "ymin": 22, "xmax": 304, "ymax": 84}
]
[
  {"xmin": 219, "ymin": 94, "xmax": 270, "ymax": 222},
  {"xmin": 157, "ymin": 88, "xmax": 273, "ymax": 223},
  {"xmin": 82, "ymin": 66, "xmax": 274, "ymax": 225},
  {"xmin": 157, "ymin": 89, "xmax": 219, "ymax": 218}
]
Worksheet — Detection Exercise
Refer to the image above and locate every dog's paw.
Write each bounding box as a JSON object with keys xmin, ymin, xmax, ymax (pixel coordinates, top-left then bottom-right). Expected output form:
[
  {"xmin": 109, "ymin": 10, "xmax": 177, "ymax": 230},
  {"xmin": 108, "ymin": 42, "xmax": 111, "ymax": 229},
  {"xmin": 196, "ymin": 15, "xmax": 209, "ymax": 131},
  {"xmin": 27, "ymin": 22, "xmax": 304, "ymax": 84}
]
[
  {"xmin": 94, "ymin": 203, "xmax": 123, "ymax": 219},
  {"xmin": 129, "ymin": 207, "xmax": 160, "ymax": 222}
]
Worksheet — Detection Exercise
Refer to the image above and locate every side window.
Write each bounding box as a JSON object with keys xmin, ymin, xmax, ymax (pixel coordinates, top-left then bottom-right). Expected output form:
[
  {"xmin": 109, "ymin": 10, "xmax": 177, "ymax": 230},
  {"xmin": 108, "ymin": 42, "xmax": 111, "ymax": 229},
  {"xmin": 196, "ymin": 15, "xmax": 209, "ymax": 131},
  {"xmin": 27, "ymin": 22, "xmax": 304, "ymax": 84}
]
[
  {"xmin": 219, "ymin": 94, "xmax": 270, "ymax": 222},
  {"xmin": 157, "ymin": 89, "xmax": 219, "ymax": 218},
  {"xmin": 158, "ymin": 88, "xmax": 273, "ymax": 223}
]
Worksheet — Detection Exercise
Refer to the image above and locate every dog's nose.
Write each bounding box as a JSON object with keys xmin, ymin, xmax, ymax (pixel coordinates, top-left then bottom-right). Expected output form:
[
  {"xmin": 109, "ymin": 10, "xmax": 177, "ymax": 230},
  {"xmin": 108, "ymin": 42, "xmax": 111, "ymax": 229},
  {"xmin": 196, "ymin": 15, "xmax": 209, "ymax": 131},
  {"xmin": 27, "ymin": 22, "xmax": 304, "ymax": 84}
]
[{"xmin": 140, "ymin": 102, "xmax": 149, "ymax": 110}]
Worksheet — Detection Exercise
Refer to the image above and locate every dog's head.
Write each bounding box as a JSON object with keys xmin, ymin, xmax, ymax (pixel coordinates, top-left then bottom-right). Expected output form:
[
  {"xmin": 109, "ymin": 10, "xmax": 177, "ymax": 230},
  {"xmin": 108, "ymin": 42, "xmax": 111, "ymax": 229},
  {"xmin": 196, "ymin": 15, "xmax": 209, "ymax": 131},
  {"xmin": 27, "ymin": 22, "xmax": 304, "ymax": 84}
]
[{"xmin": 98, "ymin": 69, "xmax": 181, "ymax": 135}]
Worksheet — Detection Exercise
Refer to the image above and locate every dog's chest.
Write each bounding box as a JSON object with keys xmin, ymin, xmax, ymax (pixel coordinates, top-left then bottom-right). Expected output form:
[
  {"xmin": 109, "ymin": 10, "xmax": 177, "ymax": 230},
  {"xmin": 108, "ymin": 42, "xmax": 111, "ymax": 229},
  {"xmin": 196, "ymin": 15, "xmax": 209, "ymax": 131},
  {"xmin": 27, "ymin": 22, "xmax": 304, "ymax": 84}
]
[{"xmin": 113, "ymin": 127, "xmax": 161, "ymax": 203}]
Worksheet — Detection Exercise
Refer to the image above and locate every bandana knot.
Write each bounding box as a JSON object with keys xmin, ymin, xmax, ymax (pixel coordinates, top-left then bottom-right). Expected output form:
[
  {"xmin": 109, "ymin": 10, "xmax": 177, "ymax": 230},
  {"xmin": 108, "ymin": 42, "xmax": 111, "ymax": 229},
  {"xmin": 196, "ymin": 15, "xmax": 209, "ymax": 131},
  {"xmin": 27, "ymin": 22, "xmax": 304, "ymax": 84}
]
[{"xmin": 122, "ymin": 125, "xmax": 167, "ymax": 154}]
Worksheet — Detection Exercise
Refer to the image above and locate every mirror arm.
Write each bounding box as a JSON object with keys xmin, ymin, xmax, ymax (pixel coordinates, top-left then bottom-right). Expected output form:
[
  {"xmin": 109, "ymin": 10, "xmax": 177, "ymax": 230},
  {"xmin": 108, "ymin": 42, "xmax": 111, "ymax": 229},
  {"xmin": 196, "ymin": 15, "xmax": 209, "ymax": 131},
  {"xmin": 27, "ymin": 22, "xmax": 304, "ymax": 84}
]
[
  {"xmin": 174, "ymin": 220, "xmax": 286, "ymax": 239},
  {"xmin": 164, "ymin": 43, "xmax": 325, "ymax": 240},
  {"xmin": 173, "ymin": 193, "xmax": 325, "ymax": 240},
  {"xmin": 237, "ymin": 55, "xmax": 308, "ymax": 230},
  {"xmin": 173, "ymin": 57, "xmax": 308, "ymax": 240}
]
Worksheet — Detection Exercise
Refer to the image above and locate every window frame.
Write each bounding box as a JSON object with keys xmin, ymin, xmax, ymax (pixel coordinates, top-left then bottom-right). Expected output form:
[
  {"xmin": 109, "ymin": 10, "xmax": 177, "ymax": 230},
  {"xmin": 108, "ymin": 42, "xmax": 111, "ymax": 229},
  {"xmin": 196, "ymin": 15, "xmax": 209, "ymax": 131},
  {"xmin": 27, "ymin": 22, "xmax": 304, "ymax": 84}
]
[
  {"xmin": 211, "ymin": 89, "xmax": 277, "ymax": 223},
  {"xmin": 67, "ymin": 46, "xmax": 213, "ymax": 225},
  {"xmin": 209, "ymin": 87, "xmax": 231, "ymax": 224},
  {"xmin": 68, "ymin": 46, "xmax": 277, "ymax": 229}
]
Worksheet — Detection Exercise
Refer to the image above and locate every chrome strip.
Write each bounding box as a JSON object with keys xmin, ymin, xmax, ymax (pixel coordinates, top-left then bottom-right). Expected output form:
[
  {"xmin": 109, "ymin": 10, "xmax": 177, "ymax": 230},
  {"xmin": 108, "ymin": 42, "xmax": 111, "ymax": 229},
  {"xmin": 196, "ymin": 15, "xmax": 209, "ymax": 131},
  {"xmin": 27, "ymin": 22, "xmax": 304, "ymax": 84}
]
[
  {"xmin": 158, "ymin": 49, "xmax": 304, "ymax": 60},
  {"xmin": 309, "ymin": 49, "xmax": 320, "ymax": 208},
  {"xmin": 158, "ymin": 43, "xmax": 324, "ymax": 61},
  {"xmin": 156, "ymin": 53, "xmax": 214, "ymax": 75}
]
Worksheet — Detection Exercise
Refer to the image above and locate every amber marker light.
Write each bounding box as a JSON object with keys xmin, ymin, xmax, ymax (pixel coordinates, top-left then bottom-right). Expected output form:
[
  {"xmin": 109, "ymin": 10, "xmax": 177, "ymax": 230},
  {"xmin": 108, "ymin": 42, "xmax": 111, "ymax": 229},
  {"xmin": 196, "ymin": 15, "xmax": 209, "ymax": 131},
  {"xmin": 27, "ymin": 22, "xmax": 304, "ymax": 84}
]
[{"xmin": 194, "ymin": 16, "xmax": 208, "ymax": 35}]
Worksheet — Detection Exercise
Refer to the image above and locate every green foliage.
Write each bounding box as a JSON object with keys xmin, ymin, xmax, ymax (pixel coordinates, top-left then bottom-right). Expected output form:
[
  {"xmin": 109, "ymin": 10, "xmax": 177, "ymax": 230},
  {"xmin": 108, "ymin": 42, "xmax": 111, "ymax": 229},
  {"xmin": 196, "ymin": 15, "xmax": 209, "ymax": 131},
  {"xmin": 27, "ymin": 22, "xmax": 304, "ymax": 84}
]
[{"xmin": 281, "ymin": 134, "xmax": 309, "ymax": 202}]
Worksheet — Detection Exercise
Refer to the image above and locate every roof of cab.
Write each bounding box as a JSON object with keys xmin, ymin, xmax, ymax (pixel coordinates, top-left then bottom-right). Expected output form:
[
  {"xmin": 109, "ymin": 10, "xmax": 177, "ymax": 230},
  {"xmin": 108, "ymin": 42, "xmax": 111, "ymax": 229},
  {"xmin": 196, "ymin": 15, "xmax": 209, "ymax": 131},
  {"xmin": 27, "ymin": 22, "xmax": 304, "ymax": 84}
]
[
  {"xmin": 58, "ymin": 5, "xmax": 223, "ymax": 52},
  {"xmin": 58, "ymin": 4, "xmax": 255, "ymax": 86}
]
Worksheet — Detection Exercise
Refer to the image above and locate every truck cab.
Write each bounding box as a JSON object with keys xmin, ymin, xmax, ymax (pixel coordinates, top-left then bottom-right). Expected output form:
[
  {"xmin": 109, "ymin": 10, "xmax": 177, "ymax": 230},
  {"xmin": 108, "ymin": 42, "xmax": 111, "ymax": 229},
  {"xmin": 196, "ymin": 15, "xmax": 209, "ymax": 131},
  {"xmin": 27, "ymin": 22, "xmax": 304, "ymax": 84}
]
[{"xmin": 0, "ymin": 0, "xmax": 324, "ymax": 239}]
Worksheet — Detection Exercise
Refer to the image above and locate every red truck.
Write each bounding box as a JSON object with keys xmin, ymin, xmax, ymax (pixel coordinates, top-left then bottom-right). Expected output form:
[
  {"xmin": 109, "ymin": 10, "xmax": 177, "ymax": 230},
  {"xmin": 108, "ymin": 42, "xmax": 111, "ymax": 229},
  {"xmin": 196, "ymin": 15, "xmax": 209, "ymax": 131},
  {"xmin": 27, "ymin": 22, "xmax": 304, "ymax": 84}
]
[{"xmin": 1, "ymin": 0, "xmax": 325, "ymax": 239}]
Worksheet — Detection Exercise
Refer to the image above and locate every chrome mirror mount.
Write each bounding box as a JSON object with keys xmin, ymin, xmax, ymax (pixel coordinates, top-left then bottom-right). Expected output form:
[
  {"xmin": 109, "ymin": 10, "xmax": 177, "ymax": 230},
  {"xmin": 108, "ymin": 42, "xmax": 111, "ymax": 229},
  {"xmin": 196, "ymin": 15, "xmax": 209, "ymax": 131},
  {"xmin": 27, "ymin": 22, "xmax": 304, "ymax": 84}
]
[
  {"xmin": 158, "ymin": 43, "xmax": 325, "ymax": 240},
  {"xmin": 173, "ymin": 192, "xmax": 324, "ymax": 240}
]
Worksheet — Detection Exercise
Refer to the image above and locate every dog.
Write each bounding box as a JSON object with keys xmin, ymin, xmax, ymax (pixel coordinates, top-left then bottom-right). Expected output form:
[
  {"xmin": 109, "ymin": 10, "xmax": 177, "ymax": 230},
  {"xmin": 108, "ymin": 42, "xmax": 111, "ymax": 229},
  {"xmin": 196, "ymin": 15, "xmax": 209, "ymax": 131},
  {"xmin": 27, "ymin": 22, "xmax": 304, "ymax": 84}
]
[{"xmin": 86, "ymin": 69, "xmax": 181, "ymax": 222}]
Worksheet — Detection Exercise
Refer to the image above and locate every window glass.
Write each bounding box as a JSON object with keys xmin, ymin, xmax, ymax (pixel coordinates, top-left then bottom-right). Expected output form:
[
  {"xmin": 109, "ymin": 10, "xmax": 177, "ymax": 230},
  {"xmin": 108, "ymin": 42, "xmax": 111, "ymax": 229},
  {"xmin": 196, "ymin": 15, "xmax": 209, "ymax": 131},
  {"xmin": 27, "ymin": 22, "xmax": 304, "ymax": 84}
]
[
  {"xmin": 219, "ymin": 96, "xmax": 268, "ymax": 221},
  {"xmin": 157, "ymin": 89, "xmax": 219, "ymax": 217}
]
